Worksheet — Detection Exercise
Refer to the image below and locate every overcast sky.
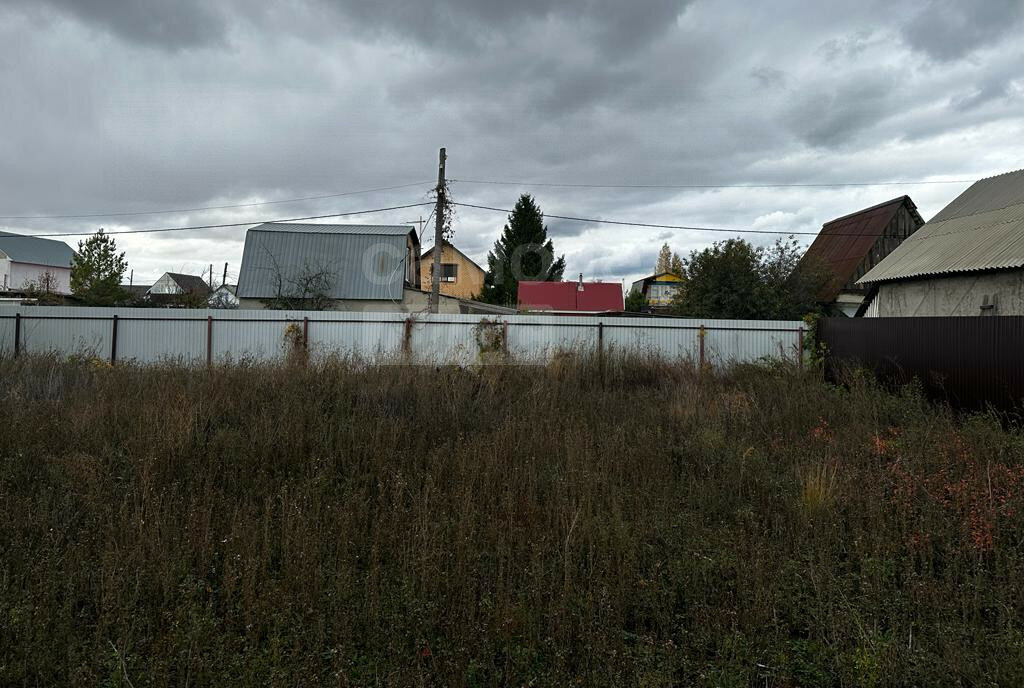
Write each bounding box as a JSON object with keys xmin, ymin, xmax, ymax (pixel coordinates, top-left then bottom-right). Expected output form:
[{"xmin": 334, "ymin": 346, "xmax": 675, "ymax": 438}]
[{"xmin": 2, "ymin": 0, "xmax": 1023, "ymax": 286}]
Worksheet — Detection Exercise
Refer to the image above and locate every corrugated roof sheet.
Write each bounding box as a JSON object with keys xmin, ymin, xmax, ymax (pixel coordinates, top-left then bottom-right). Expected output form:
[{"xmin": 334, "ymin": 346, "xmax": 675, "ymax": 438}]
[
  {"xmin": 859, "ymin": 169, "xmax": 1024, "ymax": 283},
  {"xmin": 236, "ymin": 223, "xmax": 416, "ymax": 300},
  {"xmin": 518, "ymin": 281, "xmax": 624, "ymax": 312},
  {"xmin": 801, "ymin": 196, "xmax": 922, "ymax": 301},
  {"xmin": 0, "ymin": 231, "xmax": 75, "ymax": 268}
]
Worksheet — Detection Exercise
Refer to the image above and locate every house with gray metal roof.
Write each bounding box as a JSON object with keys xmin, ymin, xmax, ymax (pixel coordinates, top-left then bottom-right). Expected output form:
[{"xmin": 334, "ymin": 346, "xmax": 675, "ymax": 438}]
[
  {"xmin": 235, "ymin": 223, "xmax": 463, "ymax": 312},
  {"xmin": 0, "ymin": 231, "xmax": 75, "ymax": 294},
  {"xmin": 858, "ymin": 169, "xmax": 1024, "ymax": 316}
]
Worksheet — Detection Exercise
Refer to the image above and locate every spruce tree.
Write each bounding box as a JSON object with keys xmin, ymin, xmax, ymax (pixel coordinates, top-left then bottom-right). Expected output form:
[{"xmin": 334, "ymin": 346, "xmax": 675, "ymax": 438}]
[
  {"xmin": 480, "ymin": 195, "xmax": 565, "ymax": 306},
  {"xmin": 70, "ymin": 229, "xmax": 129, "ymax": 306}
]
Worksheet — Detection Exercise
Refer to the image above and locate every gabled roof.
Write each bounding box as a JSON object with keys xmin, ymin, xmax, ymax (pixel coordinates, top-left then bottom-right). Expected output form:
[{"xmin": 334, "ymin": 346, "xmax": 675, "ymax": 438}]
[
  {"xmin": 518, "ymin": 281, "xmax": 624, "ymax": 312},
  {"xmin": 236, "ymin": 223, "xmax": 418, "ymax": 300},
  {"xmin": 860, "ymin": 169, "xmax": 1024, "ymax": 283},
  {"xmin": 421, "ymin": 241, "xmax": 484, "ymax": 274},
  {"xmin": 631, "ymin": 271, "xmax": 684, "ymax": 292},
  {"xmin": 0, "ymin": 231, "xmax": 75, "ymax": 268},
  {"xmin": 162, "ymin": 273, "xmax": 211, "ymax": 294},
  {"xmin": 802, "ymin": 196, "xmax": 923, "ymax": 301}
]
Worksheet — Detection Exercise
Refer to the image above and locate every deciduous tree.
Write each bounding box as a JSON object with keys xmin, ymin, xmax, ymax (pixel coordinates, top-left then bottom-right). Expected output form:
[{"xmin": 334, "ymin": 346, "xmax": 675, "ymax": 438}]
[{"xmin": 670, "ymin": 237, "xmax": 828, "ymax": 320}]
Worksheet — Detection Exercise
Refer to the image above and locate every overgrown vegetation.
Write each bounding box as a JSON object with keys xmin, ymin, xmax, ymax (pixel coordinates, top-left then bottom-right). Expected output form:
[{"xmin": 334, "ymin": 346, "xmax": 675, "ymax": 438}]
[
  {"xmin": 2, "ymin": 355, "xmax": 1024, "ymax": 685},
  {"xmin": 670, "ymin": 237, "xmax": 830, "ymax": 320}
]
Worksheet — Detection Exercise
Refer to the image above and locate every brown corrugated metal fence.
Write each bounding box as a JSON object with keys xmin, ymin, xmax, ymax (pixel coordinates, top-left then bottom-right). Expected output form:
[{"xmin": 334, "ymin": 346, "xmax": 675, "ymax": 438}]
[{"xmin": 819, "ymin": 316, "xmax": 1024, "ymax": 409}]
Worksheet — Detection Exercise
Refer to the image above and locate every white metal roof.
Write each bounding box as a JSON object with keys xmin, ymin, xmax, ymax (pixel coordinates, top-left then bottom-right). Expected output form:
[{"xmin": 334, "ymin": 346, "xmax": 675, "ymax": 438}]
[
  {"xmin": 859, "ymin": 169, "xmax": 1024, "ymax": 283},
  {"xmin": 236, "ymin": 223, "xmax": 417, "ymax": 300}
]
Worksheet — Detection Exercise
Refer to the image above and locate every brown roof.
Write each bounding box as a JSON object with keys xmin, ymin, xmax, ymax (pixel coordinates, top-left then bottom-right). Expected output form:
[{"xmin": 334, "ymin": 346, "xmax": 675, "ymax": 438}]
[{"xmin": 802, "ymin": 196, "xmax": 923, "ymax": 302}]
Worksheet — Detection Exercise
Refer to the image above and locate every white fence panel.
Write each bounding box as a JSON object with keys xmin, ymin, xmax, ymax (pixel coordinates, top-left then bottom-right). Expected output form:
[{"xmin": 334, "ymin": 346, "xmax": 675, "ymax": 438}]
[
  {"xmin": 211, "ymin": 317, "xmax": 288, "ymax": 362},
  {"xmin": 408, "ymin": 316, "xmax": 479, "ymax": 364},
  {"xmin": 701, "ymin": 319, "xmax": 803, "ymax": 366},
  {"xmin": 18, "ymin": 314, "xmax": 112, "ymax": 358},
  {"xmin": 507, "ymin": 316, "xmax": 599, "ymax": 360},
  {"xmin": 311, "ymin": 317, "xmax": 404, "ymax": 360},
  {"xmin": 1, "ymin": 307, "xmax": 806, "ymax": 368},
  {"xmin": 602, "ymin": 321, "xmax": 700, "ymax": 360},
  {"xmin": 118, "ymin": 317, "xmax": 207, "ymax": 363}
]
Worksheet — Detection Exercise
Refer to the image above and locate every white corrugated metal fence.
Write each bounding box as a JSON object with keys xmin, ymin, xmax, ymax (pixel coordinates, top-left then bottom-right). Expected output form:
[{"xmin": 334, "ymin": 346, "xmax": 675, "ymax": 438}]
[{"xmin": 0, "ymin": 307, "xmax": 805, "ymax": 366}]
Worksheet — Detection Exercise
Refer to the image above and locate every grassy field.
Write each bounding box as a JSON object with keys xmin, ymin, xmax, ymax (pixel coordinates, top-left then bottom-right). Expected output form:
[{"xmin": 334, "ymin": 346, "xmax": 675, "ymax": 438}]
[{"xmin": 2, "ymin": 354, "xmax": 1024, "ymax": 686}]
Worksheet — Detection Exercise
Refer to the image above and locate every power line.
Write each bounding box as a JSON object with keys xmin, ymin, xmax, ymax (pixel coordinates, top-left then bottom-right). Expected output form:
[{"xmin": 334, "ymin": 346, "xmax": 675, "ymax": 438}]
[
  {"xmin": 452, "ymin": 201, "xmax": 895, "ymax": 238},
  {"xmin": 0, "ymin": 181, "xmax": 434, "ymax": 220},
  {"xmin": 450, "ymin": 177, "xmax": 976, "ymax": 190},
  {"xmin": 19, "ymin": 202, "xmax": 435, "ymax": 238}
]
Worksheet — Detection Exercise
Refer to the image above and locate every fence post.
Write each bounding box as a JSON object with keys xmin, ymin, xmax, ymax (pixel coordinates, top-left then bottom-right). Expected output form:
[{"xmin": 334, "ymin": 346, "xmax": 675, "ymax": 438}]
[
  {"xmin": 797, "ymin": 328, "xmax": 804, "ymax": 370},
  {"xmin": 206, "ymin": 316, "xmax": 213, "ymax": 366},
  {"xmin": 698, "ymin": 325, "xmax": 706, "ymax": 369},
  {"xmin": 403, "ymin": 316, "xmax": 413, "ymax": 355},
  {"xmin": 14, "ymin": 312, "xmax": 21, "ymax": 358},
  {"xmin": 110, "ymin": 314, "xmax": 119, "ymax": 364},
  {"xmin": 502, "ymin": 320, "xmax": 509, "ymax": 358},
  {"xmin": 597, "ymin": 321, "xmax": 604, "ymax": 386},
  {"xmin": 302, "ymin": 317, "xmax": 309, "ymax": 357}
]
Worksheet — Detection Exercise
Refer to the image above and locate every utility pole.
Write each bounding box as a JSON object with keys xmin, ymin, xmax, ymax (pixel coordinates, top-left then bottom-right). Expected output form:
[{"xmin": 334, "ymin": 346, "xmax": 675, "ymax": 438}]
[
  {"xmin": 222, "ymin": 262, "xmax": 228, "ymax": 287},
  {"xmin": 428, "ymin": 147, "xmax": 447, "ymax": 314}
]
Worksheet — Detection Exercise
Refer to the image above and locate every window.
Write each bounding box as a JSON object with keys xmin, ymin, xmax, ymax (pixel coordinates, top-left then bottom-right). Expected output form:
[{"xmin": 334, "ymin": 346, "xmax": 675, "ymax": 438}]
[{"xmin": 440, "ymin": 263, "xmax": 458, "ymax": 282}]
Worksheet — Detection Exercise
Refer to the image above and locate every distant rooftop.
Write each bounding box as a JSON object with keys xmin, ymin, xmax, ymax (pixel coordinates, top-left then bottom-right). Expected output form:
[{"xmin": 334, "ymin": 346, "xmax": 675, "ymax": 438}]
[{"xmin": 0, "ymin": 231, "xmax": 75, "ymax": 268}]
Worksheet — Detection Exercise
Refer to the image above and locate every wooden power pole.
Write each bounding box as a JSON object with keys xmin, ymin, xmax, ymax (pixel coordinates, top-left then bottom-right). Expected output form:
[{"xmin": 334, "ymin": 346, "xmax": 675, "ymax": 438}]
[{"xmin": 428, "ymin": 147, "xmax": 447, "ymax": 313}]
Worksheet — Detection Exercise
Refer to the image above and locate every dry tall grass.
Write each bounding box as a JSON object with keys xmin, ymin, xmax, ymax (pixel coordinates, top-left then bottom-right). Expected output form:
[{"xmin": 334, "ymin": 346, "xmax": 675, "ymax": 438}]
[{"xmin": 1, "ymin": 354, "xmax": 1023, "ymax": 685}]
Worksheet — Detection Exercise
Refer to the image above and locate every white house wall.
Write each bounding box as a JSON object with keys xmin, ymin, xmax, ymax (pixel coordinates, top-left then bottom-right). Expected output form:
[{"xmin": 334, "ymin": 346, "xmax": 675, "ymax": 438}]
[
  {"xmin": 6, "ymin": 262, "xmax": 72, "ymax": 294},
  {"xmin": 872, "ymin": 270, "xmax": 1024, "ymax": 316}
]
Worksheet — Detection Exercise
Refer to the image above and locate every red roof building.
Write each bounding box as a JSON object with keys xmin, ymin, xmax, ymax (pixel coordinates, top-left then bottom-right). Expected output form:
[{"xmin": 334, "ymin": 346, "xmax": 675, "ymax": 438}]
[{"xmin": 517, "ymin": 280, "xmax": 624, "ymax": 313}]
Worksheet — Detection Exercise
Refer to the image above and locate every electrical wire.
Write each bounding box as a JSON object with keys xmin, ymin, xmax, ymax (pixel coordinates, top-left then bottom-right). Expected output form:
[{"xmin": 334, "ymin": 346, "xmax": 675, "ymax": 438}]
[
  {"xmin": 19, "ymin": 202, "xmax": 435, "ymax": 238},
  {"xmin": 452, "ymin": 201, "xmax": 902, "ymax": 238},
  {"xmin": 449, "ymin": 177, "xmax": 975, "ymax": 189},
  {"xmin": 0, "ymin": 181, "xmax": 434, "ymax": 220}
]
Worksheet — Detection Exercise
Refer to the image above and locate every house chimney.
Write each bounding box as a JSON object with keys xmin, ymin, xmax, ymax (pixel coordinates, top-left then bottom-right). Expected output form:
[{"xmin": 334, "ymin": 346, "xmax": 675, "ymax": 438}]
[{"xmin": 577, "ymin": 273, "xmax": 584, "ymax": 291}]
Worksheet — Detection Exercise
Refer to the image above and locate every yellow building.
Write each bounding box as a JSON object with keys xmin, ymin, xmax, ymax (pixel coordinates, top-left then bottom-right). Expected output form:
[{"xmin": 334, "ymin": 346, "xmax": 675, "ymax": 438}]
[
  {"xmin": 630, "ymin": 271, "xmax": 685, "ymax": 309},
  {"xmin": 420, "ymin": 241, "xmax": 486, "ymax": 300}
]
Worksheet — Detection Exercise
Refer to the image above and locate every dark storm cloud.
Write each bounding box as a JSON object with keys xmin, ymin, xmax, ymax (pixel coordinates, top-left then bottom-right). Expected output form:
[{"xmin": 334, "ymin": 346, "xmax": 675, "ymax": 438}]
[
  {"xmin": 785, "ymin": 69, "xmax": 898, "ymax": 148},
  {"xmin": 0, "ymin": 0, "xmax": 1022, "ymax": 285},
  {"xmin": 323, "ymin": 0, "xmax": 694, "ymax": 55},
  {"xmin": 9, "ymin": 0, "xmax": 227, "ymax": 49},
  {"xmin": 901, "ymin": 0, "xmax": 1024, "ymax": 62}
]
